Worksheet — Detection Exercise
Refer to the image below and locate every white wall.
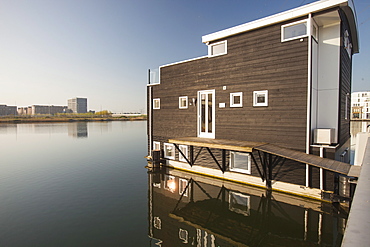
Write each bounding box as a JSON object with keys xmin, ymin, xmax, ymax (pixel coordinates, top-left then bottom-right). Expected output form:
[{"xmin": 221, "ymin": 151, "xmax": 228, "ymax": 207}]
[{"xmin": 316, "ymin": 23, "xmax": 340, "ymax": 143}]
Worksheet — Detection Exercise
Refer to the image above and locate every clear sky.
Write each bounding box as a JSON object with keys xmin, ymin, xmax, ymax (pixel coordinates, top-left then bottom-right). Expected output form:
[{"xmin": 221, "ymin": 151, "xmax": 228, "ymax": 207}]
[{"xmin": 1, "ymin": 0, "xmax": 369, "ymax": 113}]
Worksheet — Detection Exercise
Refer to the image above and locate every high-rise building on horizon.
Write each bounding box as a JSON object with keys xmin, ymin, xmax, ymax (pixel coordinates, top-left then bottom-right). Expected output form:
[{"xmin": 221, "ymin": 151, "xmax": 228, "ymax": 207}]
[{"xmin": 68, "ymin": 97, "xmax": 87, "ymax": 113}]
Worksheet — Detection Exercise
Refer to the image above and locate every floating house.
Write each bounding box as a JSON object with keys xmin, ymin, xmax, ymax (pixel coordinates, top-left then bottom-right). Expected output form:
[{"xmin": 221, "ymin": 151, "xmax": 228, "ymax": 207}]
[{"xmin": 147, "ymin": 0, "xmax": 359, "ymax": 201}]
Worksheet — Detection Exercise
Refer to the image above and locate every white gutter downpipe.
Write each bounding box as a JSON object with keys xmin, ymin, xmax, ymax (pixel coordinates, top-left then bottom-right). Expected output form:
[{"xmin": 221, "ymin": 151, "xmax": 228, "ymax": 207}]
[{"xmin": 306, "ymin": 13, "xmax": 313, "ymax": 187}]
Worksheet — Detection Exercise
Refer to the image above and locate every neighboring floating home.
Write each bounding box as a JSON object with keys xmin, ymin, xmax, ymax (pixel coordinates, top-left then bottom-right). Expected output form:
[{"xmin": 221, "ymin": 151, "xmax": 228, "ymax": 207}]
[{"xmin": 147, "ymin": 0, "xmax": 360, "ymax": 201}]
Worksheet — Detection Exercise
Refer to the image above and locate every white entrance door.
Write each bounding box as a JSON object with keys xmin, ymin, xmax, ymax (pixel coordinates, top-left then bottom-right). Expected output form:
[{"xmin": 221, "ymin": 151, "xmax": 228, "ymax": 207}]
[{"xmin": 198, "ymin": 90, "xmax": 215, "ymax": 138}]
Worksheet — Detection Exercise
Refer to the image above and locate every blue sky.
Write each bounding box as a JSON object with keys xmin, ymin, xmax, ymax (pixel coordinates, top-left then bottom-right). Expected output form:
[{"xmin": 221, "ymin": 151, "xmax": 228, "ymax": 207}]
[{"xmin": 1, "ymin": 0, "xmax": 369, "ymax": 113}]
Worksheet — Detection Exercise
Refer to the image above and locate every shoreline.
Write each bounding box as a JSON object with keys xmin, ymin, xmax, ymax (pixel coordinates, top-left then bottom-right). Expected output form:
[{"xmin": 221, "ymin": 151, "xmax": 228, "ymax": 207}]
[{"xmin": 0, "ymin": 116, "xmax": 147, "ymax": 124}]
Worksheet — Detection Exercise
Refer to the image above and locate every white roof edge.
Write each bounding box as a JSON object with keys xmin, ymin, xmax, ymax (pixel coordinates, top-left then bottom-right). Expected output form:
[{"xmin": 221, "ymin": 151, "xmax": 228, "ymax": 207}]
[
  {"xmin": 160, "ymin": 55, "xmax": 208, "ymax": 68},
  {"xmin": 202, "ymin": 0, "xmax": 349, "ymax": 43}
]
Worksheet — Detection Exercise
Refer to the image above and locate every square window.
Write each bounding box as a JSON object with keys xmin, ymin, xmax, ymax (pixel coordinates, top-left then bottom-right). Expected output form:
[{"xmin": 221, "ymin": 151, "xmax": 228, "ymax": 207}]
[
  {"xmin": 281, "ymin": 20, "xmax": 308, "ymax": 42},
  {"xmin": 179, "ymin": 178, "xmax": 189, "ymax": 197},
  {"xmin": 230, "ymin": 151, "xmax": 251, "ymax": 174},
  {"xmin": 179, "ymin": 96, "xmax": 188, "ymax": 109},
  {"xmin": 208, "ymin": 40, "xmax": 227, "ymax": 57},
  {"xmin": 230, "ymin": 92, "xmax": 243, "ymax": 107},
  {"xmin": 164, "ymin": 143, "xmax": 175, "ymax": 160},
  {"xmin": 229, "ymin": 192, "xmax": 250, "ymax": 216},
  {"xmin": 153, "ymin": 141, "xmax": 160, "ymax": 150},
  {"xmin": 253, "ymin": 90, "xmax": 268, "ymax": 107},
  {"xmin": 153, "ymin": 98, "xmax": 160, "ymax": 109},
  {"xmin": 179, "ymin": 145, "xmax": 188, "ymax": 162}
]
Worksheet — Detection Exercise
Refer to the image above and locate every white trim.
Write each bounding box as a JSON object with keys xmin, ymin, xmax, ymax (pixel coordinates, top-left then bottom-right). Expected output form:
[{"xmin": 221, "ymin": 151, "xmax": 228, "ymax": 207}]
[
  {"xmin": 208, "ymin": 40, "xmax": 227, "ymax": 57},
  {"xmin": 281, "ymin": 19, "xmax": 308, "ymax": 42},
  {"xmin": 179, "ymin": 96, "xmax": 188, "ymax": 109},
  {"xmin": 197, "ymin": 89, "xmax": 216, "ymax": 138},
  {"xmin": 153, "ymin": 98, "xmax": 160, "ymax": 109},
  {"xmin": 164, "ymin": 143, "xmax": 175, "ymax": 160},
  {"xmin": 153, "ymin": 141, "xmax": 160, "ymax": 151},
  {"xmin": 230, "ymin": 151, "xmax": 251, "ymax": 175},
  {"xmin": 230, "ymin": 92, "xmax": 243, "ymax": 108},
  {"xmin": 202, "ymin": 0, "xmax": 351, "ymax": 44},
  {"xmin": 160, "ymin": 55, "xmax": 208, "ymax": 68},
  {"xmin": 179, "ymin": 145, "xmax": 188, "ymax": 162},
  {"xmin": 253, "ymin": 90, "xmax": 268, "ymax": 107},
  {"xmin": 179, "ymin": 178, "xmax": 189, "ymax": 197}
]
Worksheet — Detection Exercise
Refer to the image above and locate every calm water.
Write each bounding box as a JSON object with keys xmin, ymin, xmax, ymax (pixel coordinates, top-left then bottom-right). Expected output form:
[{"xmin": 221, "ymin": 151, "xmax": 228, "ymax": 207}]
[{"xmin": 0, "ymin": 121, "xmax": 349, "ymax": 246}]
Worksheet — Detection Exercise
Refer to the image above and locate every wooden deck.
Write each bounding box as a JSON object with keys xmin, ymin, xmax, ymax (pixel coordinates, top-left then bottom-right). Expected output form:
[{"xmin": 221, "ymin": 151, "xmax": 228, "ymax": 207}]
[
  {"xmin": 168, "ymin": 137, "xmax": 265, "ymax": 153},
  {"xmin": 168, "ymin": 137, "xmax": 360, "ymax": 177}
]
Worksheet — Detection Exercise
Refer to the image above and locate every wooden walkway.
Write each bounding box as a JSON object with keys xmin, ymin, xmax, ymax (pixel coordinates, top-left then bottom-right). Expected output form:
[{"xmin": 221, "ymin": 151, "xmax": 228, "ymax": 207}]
[{"xmin": 169, "ymin": 137, "xmax": 360, "ymax": 177}]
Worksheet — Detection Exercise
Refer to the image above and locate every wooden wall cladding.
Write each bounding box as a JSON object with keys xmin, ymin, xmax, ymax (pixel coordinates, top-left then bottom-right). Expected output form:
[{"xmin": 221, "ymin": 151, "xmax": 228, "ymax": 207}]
[{"xmin": 153, "ymin": 20, "xmax": 309, "ymax": 151}]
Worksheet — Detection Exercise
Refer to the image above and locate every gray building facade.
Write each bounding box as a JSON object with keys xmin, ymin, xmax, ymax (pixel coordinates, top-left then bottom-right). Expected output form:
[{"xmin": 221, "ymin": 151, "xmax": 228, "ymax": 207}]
[
  {"xmin": 68, "ymin": 98, "xmax": 87, "ymax": 113},
  {"xmin": 0, "ymin": 105, "xmax": 17, "ymax": 116}
]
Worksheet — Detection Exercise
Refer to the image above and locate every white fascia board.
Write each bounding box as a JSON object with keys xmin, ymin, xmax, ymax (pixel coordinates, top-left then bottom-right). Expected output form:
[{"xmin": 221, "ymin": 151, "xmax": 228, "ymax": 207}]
[
  {"xmin": 160, "ymin": 55, "xmax": 208, "ymax": 68},
  {"xmin": 202, "ymin": 0, "xmax": 349, "ymax": 43}
]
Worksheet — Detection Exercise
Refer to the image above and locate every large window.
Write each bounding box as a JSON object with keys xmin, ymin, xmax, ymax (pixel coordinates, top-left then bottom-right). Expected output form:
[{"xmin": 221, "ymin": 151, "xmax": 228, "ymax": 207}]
[
  {"xmin": 230, "ymin": 151, "xmax": 251, "ymax": 174},
  {"xmin": 208, "ymin": 40, "xmax": 227, "ymax": 57},
  {"xmin": 153, "ymin": 98, "xmax": 160, "ymax": 109},
  {"xmin": 179, "ymin": 145, "xmax": 188, "ymax": 162},
  {"xmin": 281, "ymin": 20, "xmax": 308, "ymax": 42},
  {"xmin": 253, "ymin": 90, "xmax": 268, "ymax": 107},
  {"xmin": 164, "ymin": 143, "xmax": 175, "ymax": 160},
  {"xmin": 230, "ymin": 92, "xmax": 243, "ymax": 107}
]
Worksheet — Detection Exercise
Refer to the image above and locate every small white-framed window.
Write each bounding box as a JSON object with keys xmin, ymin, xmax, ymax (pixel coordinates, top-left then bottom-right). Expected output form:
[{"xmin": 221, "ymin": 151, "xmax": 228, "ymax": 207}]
[
  {"xmin": 164, "ymin": 143, "xmax": 175, "ymax": 160},
  {"xmin": 153, "ymin": 141, "xmax": 160, "ymax": 151},
  {"xmin": 281, "ymin": 20, "xmax": 308, "ymax": 42},
  {"xmin": 208, "ymin": 40, "xmax": 227, "ymax": 57},
  {"xmin": 253, "ymin": 90, "xmax": 268, "ymax": 107},
  {"xmin": 179, "ymin": 178, "xmax": 189, "ymax": 197},
  {"xmin": 179, "ymin": 229, "xmax": 188, "ymax": 244},
  {"xmin": 153, "ymin": 98, "xmax": 160, "ymax": 109},
  {"xmin": 230, "ymin": 151, "xmax": 251, "ymax": 174},
  {"xmin": 229, "ymin": 191, "xmax": 250, "ymax": 216},
  {"xmin": 230, "ymin": 92, "xmax": 243, "ymax": 107},
  {"xmin": 179, "ymin": 96, "xmax": 188, "ymax": 109},
  {"xmin": 164, "ymin": 175, "xmax": 176, "ymax": 192},
  {"xmin": 153, "ymin": 216, "xmax": 162, "ymax": 229},
  {"xmin": 179, "ymin": 145, "xmax": 188, "ymax": 162}
]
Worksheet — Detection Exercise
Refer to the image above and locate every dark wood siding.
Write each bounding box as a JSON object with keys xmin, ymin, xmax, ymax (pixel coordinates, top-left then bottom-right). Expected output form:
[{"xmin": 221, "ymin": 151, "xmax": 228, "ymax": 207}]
[
  {"xmin": 338, "ymin": 9, "xmax": 352, "ymax": 147},
  {"xmin": 153, "ymin": 20, "xmax": 309, "ymax": 151}
]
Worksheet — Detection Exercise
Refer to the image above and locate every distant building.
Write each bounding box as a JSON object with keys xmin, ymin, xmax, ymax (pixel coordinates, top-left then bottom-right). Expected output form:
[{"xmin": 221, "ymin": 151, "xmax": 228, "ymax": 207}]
[
  {"xmin": 68, "ymin": 97, "xmax": 87, "ymax": 113},
  {"xmin": 0, "ymin": 105, "xmax": 17, "ymax": 116},
  {"xmin": 18, "ymin": 105, "xmax": 68, "ymax": 115},
  {"xmin": 351, "ymin": 91, "xmax": 370, "ymax": 119}
]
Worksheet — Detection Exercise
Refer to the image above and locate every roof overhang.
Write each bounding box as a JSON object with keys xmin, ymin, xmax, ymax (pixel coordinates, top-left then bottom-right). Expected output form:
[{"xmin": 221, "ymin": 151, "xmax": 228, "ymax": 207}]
[{"xmin": 202, "ymin": 0, "xmax": 359, "ymax": 53}]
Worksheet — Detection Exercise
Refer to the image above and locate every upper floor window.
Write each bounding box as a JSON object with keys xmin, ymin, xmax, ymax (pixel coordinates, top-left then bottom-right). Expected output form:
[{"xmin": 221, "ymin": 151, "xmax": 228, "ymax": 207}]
[
  {"xmin": 208, "ymin": 40, "xmax": 227, "ymax": 57},
  {"xmin": 253, "ymin": 90, "xmax": 268, "ymax": 107},
  {"xmin": 281, "ymin": 20, "xmax": 308, "ymax": 42},
  {"xmin": 153, "ymin": 98, "xmax": 160, "ymax": 109},
  {"xmin": 179, "ymin": 96, "xmax": 188, "ymax": 109}
]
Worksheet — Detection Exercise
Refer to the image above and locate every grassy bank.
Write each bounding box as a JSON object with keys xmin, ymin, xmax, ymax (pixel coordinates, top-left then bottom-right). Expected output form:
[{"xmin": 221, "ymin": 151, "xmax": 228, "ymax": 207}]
[{"xmin": 0, "ymin": 115, "xmax": 147, "ymax": 124}]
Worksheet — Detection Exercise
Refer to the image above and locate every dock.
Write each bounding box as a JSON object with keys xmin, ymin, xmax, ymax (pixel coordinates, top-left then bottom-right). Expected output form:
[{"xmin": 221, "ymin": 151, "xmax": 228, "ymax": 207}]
[{"xmin": 342, "ymin": 134, "xmax": 370, "ymax": 247}]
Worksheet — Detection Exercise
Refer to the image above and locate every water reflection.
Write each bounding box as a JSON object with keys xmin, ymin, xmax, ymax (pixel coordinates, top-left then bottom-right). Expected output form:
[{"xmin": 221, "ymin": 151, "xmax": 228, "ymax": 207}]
[
  {"xmin": 148, "ymin": 168, "xmax": 348, "ymax": 246},
  {"xmin": 68, "ymin": 122, "xmax": 88, "ymax": 138}
]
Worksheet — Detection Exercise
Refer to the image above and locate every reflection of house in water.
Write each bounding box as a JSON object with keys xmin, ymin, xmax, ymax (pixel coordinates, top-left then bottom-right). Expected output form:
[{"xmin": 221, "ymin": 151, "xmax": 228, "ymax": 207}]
[
  {"xmin": 68, "ymin": 122, "xmax": 88, "ymax": 138},
  {"xmin": 148, "ymin": 168, "xmax": 347, "ymax": 246}
]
